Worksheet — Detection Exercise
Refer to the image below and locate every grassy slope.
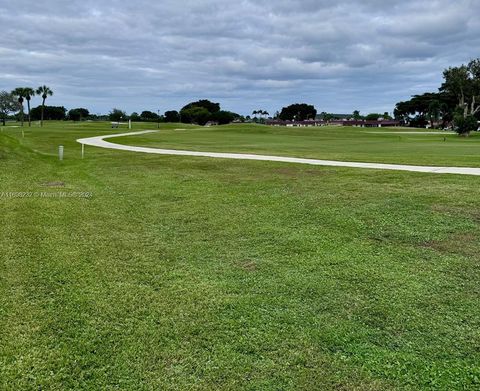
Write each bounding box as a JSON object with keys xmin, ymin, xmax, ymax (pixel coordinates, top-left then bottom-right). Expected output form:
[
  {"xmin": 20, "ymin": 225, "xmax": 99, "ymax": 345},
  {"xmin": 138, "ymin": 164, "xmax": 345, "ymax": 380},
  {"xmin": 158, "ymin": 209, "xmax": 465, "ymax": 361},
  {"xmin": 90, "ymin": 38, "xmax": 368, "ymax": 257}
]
[
  {"xmin": 116, "ymin": 124, "xmax": 480, "ymax": 167},
  {"xmin": 0, "ymin": 122, "xmax": 479, "ymax": 390}
]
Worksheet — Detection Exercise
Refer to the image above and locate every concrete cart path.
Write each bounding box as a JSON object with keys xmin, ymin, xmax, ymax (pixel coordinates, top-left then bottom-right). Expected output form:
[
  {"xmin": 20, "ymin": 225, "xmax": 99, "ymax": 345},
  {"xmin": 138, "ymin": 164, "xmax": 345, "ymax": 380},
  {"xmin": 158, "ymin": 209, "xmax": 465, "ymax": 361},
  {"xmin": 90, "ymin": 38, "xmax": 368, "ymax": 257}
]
[
  {"xmin": 77, "ymin": 130, "xmax": 480, "ymax": 176},
  {"xmin": 364, "ymin": 131, "xmax": 456, "ymax": 134}
]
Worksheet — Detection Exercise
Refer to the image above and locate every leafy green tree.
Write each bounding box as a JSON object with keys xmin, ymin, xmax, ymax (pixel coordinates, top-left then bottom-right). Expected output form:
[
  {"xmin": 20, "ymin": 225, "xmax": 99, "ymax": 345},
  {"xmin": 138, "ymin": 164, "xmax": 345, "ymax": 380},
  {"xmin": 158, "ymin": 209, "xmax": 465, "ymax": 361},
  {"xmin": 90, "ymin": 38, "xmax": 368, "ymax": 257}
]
[
  {"xmin": 322, "ymin": 112, "xmax": 334, "ymax": 122},
  {"xmin": 180, "ymin": 100, "xmax": 226, "ymax": 125},
  {"xmin": 35, "ymin": 85, "xmax": 53, "ymax": 127},
  {"xmin": 395, "ymin": 92, "xmax": 456, "ymax": 126},
  {"xmin": 11, "ymin": 88, "xmax": 25, "ymax": 126},
  {"xmin": 178, "ymin": 100, "xmax": 236, "ymax": 125},
  {"xmin": 441, "ymin": 59, "xmax": 480, "ymax": 119},
  {"xmin": 109, "ymin": 108, "xmax": 127, "ymax": 121},
  {"xmin": 0, "ymin": 91, "xmax": 18, "ymax": 126},
  {"xmin": 439, "ymin": 102, "xmax": 454, "ymax": 127},
  {"xmin": 409, "ymin": 115, "xmax": 428, "ymax": 128},
  {"xmin": 31, "ymin": 106, "xmax": 66, "ymax": 121},
  {"xmin": 180, "ymin": 106, "xmax": 211, "ymax": 125},
  {"xmin": 365, "ymin": 113, "xmax": 382, "ymax": 120},
  {"xmin": 427, "ymin": 100, "xmax": 441, "ymax": 128},
  {"xmin": 454, "ymin": 113, "xmax": 478, "ymax": 135},
  {"xmin": 181, "ymin": 100, "xmax": 220, "ymax": 114},
  {"xmin": 279, "ymin": 103, "xmax": 317, "ymax": 121},
  {"xmin": 130, "ymin": 112, "xmax": 140, "ymax": 121},
  {"xmin": 211, "ymin": 110, "xmax": 236, "ymax": 125},
  {"xmin": 68, "ymin": 108, "xmax": 89, "ymax": 121},
  {"xmin": 164, "ymin": 110, "xmax": 180, "ymax": 122},
  {"xmin": 353, "ymin": 110, "xmax": 362, "ymax": 120},
  {"xmin": 140, "ymin": 111, "xmax": 159, "ymax": 121}
]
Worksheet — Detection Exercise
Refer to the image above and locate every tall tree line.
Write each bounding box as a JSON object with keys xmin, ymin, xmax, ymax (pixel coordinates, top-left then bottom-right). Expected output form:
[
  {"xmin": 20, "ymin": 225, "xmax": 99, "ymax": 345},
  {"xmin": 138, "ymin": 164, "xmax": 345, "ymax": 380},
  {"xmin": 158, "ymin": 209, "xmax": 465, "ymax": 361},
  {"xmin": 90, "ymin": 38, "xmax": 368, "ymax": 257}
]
[{"xmin": 395, "ymin": 59, "xmax": 480, "ymax": 134}]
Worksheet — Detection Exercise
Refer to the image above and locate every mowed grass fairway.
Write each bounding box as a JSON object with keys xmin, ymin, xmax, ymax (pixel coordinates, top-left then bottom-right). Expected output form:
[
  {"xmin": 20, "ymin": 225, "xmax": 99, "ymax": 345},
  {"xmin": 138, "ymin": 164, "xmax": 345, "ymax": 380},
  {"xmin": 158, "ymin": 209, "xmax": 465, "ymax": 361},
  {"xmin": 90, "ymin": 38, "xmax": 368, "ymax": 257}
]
[
  {"xmin": 116, "ymin": 124, "xmax": 480, "ymax": 167},
  {"xmin": 1, "ymin": 122, "xmax": 480, "ymax": 390}
]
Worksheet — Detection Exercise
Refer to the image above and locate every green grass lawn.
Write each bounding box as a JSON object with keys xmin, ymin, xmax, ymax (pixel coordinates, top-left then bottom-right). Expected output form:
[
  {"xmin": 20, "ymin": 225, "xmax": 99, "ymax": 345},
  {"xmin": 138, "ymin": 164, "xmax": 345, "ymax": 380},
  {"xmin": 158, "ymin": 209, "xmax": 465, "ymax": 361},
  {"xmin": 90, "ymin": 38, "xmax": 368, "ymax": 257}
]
[
  {"xmin": 1, "ymin": 121, "xmax": 480, "ymax": 390},
  {"xmin": 115, "ymin": 123, "xmax": 480, "ymax": 167}
]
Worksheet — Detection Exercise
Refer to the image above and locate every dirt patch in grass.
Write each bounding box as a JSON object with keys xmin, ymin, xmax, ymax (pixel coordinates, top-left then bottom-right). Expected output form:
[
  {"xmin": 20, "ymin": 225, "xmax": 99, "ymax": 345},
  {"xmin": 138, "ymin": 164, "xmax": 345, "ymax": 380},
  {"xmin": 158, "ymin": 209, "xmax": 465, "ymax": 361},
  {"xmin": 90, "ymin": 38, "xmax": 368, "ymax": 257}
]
[
  {"xmin": 471, "ymin": 210, "xmax": 480, "ymax": 223},
  {"xmin": 272, "ymin": 167, "xmax": 299, "ymax": 177},
  {"xmin": 421, "ymin": 233, "xmax": 478, "ymax": 257},
  {"xmin": 40, "ymin": 181, "xmax": 65, "ymax": 187},
  {"xmin": 432, "ymin": 203, "xmax": 480, "ymax": 225},
  {"xmin": 235, "ymin": 259, "xmax": 258, "ymax": 272}
]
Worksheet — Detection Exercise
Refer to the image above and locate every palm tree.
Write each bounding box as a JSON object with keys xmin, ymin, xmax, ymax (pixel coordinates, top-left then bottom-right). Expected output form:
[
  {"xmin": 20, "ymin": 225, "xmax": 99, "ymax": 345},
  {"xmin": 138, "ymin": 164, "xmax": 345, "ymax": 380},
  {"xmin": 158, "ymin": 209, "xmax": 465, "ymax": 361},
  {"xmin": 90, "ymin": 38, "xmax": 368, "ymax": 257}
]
[
  {"xmin": 23, "ymin": 87, "xmax": 35, "ymax": 127},
  {"xmin": 36, "ymin": 85, "xmax": 53, "ymax": 127},
  {"xmin": 262, "ymin": 110, "xmax": 269, "ymax": 118},
  {"xmin": 252, "ymin": 110, "xmax": 258, "ymax": 118},
  {"xmin": 11, "ymin": 88, "xmax": 25, "ymax": 126}
]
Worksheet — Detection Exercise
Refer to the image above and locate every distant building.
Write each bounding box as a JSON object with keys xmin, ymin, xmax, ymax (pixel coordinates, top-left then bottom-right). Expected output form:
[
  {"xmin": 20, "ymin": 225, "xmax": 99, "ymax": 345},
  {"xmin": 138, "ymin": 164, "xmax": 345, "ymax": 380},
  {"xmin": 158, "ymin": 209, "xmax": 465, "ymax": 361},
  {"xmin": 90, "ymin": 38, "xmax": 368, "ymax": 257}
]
[
  {"xmin": 343, "ymin": 120, "xmax": 400, "ymax": 127},
  {"xmin": 266, "ymin": 119, "xmax": 400, "ymax": 127}
]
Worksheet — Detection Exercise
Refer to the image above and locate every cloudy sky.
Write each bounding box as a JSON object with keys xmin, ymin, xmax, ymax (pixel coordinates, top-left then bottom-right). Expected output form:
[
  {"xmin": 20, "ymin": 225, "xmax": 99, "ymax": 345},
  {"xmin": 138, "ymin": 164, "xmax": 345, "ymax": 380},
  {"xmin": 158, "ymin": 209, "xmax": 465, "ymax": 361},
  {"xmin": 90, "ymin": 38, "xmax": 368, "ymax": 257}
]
[{"xmin": 1, "ymin": 0, "xmax": 479, "ymax": 116}]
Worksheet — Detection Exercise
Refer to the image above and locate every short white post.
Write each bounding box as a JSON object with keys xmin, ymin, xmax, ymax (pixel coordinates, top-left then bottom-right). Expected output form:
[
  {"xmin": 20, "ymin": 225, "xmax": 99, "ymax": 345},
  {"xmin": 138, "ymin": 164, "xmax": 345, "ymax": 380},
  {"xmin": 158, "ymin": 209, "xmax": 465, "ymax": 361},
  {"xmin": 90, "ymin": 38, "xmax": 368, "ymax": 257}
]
[
  {"xmin": 81, "ymin": 143, "xmax": 85, "ymax": 159},
  {"xmin": 129, "ymin": 119, "xmax": 132, "ymax": 130},
  {"xmin": 59, "ymin": 145, "xmax": 64, "ymax": 161}
]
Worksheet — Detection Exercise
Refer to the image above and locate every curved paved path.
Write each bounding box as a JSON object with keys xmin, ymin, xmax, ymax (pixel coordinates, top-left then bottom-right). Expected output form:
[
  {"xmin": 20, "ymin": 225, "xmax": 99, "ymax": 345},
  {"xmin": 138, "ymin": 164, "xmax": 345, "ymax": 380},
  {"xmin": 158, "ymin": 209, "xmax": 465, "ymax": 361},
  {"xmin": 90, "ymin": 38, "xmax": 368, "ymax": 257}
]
[
  {"xmin": 77, "ymin": 130, "xmax": 480, "ymax": 176},
  {"xmin": 364, "ymin": 131, "xmax": 456, "ymax": 135}
]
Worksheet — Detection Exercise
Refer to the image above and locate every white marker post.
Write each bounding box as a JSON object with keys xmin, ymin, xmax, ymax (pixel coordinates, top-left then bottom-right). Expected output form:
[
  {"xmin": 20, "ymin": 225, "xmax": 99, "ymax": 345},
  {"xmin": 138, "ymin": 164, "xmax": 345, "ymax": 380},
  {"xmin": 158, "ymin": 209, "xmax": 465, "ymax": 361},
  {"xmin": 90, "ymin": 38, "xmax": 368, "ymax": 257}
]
[
  {"xmin": 81, "ymin": 143, "xmax": 85, "ymax": 159},
  {"xmin": 59, "ymin": 145, "xmax": 64, "ymax": 161},
  {"xmin": 129, "ymin": 119, "xmax": 132, "ymax": 130}
]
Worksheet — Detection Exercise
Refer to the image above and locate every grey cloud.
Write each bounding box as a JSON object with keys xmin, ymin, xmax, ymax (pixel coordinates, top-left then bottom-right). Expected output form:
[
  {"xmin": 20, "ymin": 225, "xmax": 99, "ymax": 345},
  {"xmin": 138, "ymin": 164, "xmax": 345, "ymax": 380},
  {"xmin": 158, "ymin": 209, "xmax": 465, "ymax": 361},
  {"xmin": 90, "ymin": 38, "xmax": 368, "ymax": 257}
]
[{"xmin": 0, "ymin": 0, "xmax": 479, "ymax": 115}]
